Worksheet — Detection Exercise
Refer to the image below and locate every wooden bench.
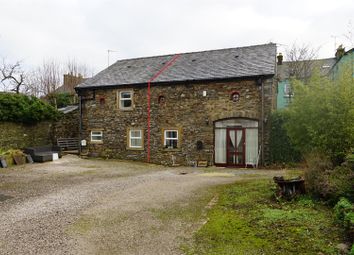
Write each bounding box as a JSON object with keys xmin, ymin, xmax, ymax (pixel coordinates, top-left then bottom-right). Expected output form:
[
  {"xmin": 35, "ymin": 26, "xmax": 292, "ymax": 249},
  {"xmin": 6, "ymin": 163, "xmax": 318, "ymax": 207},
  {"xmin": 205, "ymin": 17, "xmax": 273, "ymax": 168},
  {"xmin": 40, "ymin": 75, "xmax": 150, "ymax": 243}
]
[{"xmin": 57, "ymin": 138, "xmax": 79, "ymax": 153}]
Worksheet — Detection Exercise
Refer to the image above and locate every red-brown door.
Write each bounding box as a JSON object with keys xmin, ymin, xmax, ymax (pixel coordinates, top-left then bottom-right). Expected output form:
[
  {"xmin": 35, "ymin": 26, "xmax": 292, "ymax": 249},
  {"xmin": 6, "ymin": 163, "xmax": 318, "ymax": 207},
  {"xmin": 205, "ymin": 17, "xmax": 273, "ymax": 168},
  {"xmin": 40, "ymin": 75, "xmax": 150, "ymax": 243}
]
[{"xmin": 226, "ymin": 128, "xmax": 245, "ymax": 167}]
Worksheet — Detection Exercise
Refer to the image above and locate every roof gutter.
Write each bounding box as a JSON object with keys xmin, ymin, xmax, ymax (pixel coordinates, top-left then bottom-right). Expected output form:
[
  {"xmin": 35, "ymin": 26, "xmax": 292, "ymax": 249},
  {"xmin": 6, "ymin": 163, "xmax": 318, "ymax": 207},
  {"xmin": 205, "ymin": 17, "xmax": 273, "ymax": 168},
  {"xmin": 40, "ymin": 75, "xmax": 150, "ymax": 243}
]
[{"xmin": 146, "ymin": 54, "xmax": 181, "ymax": 163}]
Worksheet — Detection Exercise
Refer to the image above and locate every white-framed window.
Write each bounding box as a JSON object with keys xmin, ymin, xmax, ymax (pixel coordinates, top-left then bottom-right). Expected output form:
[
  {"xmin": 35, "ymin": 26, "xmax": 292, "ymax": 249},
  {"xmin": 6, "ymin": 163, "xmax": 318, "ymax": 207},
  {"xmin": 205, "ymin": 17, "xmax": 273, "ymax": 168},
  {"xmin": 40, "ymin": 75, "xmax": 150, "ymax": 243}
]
[
  {"xmin": 91, "ymin": 131, "xmax": 103, "ymax": 142},
  {"xmin": 119, "ymin": 91, "xmax": 133, "ymax": 109},
  {"xmin": 284, "ymin": 83, "xmax": 294, "ymax": 98},
  {"xmin": 164, "ymin": 129, "xmax": 178, "ymax": 149},
  {"xmin": 128, "ymin": 129, "xmax": 143, "ymax": 149}
]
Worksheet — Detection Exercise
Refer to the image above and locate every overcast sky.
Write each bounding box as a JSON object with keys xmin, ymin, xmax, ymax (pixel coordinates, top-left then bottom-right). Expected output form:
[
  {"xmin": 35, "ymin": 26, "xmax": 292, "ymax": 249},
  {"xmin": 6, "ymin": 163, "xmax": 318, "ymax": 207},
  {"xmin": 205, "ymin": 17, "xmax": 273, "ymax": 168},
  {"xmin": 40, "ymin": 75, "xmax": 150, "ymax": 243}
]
[{"xmin": 0, "ymin": 0, "xmax": 353, "ymax": 75}]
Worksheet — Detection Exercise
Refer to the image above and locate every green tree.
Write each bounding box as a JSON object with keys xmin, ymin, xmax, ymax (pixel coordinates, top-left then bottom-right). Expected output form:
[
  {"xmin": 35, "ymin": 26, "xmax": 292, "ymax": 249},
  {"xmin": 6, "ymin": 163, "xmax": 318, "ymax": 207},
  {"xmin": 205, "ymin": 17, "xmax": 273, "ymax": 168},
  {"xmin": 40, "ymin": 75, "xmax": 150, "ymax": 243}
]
[
  {"xmin": 269, "ymin": 111, "xmax": 302, "ymax": 164},
  {"xmin": 47, "ymin": 92, "xmax": 72, "ymax": 108},
  {"xmin": 284, "ymin": 65, "xmax": 354, "ymax": 165}
]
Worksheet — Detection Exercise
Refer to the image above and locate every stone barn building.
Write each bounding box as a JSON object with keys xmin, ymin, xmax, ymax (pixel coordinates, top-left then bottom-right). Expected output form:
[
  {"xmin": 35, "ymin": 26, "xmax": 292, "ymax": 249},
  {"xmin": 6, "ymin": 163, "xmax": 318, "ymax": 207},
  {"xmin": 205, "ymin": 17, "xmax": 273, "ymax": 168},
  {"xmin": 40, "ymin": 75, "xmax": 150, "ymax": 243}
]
[{"xmin": 75, "ymin": 43, "xmax": 277, "ymax": 167}]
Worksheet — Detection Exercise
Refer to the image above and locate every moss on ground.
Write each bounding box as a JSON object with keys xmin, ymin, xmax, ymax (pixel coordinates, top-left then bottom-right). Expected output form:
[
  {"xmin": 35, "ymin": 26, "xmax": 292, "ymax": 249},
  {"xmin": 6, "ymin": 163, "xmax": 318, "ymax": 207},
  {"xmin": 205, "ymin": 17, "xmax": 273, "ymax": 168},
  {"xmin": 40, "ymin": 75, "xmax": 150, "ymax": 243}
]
[{"xmin": 184, "ymin": 179, "xmax": 345, "ymax": 255}]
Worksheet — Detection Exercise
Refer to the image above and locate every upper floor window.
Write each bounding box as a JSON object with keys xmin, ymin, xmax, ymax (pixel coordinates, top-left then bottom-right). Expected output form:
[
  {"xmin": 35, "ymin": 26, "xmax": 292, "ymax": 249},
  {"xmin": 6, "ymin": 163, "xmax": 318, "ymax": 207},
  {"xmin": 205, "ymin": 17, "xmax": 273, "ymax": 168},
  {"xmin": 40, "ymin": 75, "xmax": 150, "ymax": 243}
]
[
  {"xmin": 164, "ymin": 129, "xmax": 179, "ymax": 149},
  {"xmin": 284, "ymin": 83, "xmax": 294, "ymax": 98},
  {"xmin": 119, "ymin": 91, "xmax": 133, "ymax": 109}
]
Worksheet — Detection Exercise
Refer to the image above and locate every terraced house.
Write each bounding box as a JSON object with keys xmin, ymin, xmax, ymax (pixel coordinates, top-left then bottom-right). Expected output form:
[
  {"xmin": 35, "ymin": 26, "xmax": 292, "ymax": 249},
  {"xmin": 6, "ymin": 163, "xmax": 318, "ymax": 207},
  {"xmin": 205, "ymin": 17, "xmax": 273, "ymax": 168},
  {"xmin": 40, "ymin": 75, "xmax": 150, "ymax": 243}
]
[{"xmin": 75, "ymin": 43, "xmax": 277, "ymax": 167}]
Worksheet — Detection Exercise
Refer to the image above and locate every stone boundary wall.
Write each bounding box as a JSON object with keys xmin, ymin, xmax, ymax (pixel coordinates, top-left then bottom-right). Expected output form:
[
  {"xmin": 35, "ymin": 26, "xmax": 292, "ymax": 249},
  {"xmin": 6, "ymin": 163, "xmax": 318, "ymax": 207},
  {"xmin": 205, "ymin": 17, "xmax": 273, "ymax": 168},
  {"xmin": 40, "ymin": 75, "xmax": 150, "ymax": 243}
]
[
  {"xmin": 53, "ymin": 109, "xmax": 79, "ymax": 141},
  {"xmin": 0, "ymin": 109, "xmax": 79, "ymax": 151},
  {"xmin": 0, "ymin": 121, "xmax": 54, "ymax": 150}
]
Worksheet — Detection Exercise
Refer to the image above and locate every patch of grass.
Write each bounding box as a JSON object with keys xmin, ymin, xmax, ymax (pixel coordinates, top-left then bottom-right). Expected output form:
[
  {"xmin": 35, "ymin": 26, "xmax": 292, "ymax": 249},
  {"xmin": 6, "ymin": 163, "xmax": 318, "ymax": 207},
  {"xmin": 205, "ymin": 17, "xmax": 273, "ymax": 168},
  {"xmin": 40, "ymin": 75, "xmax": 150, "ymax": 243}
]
[
  {"xmin": 79, "ymin": 170, "xmax": 98, "ymax": 175},
  {"xmin": 184, "ymin": 179, "xmax": 345, "ymax": 255},
  {"xmin": 151, "ymin": 189, "xmax": 217, "ymax": 223},
  {"xmin": 83, "ymin": 165, "xmax": 98, "ymax": 169},
  {"xmin": 69, "ymin": 215, "xmax": 96, "ymax": 235},
  {"xmin": 0, "ymin": 181, "xmax": 22, "ymax": 190}
]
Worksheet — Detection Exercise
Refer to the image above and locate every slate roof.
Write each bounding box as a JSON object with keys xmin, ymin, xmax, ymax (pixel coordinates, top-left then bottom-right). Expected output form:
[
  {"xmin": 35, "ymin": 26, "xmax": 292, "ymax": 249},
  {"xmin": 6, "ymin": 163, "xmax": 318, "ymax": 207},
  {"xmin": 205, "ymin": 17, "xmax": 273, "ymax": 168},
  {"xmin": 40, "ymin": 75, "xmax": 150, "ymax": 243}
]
[
  {"xmin": 58, "ymin": 105, "xmax": 78, "ymax": 114},
  {"xmin": 76, "ymin": 43, "xmax": 276, "ymax": 90},
  {"xmin": 277, "ymin": 58, "xmax": 336, "ymax": 80}
]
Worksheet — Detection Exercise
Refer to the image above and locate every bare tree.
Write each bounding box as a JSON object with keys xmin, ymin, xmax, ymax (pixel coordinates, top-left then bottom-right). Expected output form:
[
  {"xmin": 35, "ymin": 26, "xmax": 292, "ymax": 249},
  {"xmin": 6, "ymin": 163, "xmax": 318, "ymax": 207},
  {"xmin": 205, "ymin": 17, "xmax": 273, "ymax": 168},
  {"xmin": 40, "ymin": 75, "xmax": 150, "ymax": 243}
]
[
  {"xmin": 65, "ymin": 58, "xmax": 92, "ymax": 77},
  {"xmin": 35, "ymin": 59, "xmax": 62, "ymax": 96},
  {"xmin": 0, "ymin": 59, "xmax": 27, "ymax": 93},
  {"xmin": 343, "ymin": 20, "xmax": 354, "ymax": 48},
  {"xmin": 24, "ymin": 70, "xmax": 43, "ymax": 97},
  {"xmin": 284, "ymin": 43, "xmax": 319, "ymax": 103},
  {"xmin": 286, "ymin": 43, "xmax": 319, "ymax": 80},
  {"xmin": 1, "ymin": 56, "xmax": 93, "ymax": 97}
]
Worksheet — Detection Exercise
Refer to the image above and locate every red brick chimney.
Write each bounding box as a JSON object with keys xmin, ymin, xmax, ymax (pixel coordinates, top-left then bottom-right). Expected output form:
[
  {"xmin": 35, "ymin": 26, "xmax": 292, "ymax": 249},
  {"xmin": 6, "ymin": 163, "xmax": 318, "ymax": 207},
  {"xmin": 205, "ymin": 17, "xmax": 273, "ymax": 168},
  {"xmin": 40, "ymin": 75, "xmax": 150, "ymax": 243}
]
[{"xmin": 277, "ymin": 53, "xmax": 283, "ymax": 65}]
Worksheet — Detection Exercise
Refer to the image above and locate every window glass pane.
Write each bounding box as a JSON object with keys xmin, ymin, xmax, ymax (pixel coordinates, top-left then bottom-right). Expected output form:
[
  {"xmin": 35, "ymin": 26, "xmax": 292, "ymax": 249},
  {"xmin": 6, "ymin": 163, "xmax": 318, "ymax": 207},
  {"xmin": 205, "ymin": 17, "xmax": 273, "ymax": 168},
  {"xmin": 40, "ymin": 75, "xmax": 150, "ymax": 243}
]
[
  {"xmin": 121, "ymin": 99, "xmax": 132, "ymax": 108},
  {"xmin": 164, "ymin": 130, "xmax": 178, "ymax": 148},
  {"xmin": 129, "ymin": 129, "xmax": 142, "ymax": 148},
  {"xmin": 166, "ymin": 131, "xmax": 177, "ymax": 138},
  {"xmin": 131, "ymin": 138, "xmax": 142, "ymax": 147},
  {"xmin": 215, "ymin": 129, "xmax": 226, "ymax": 164},
  {"xmin": 91, "ymin": 131, "xmax": 102, "ymax": 141},
  {"xmin": 121, "ymin": 92, "xmax": 131, "ymax": 98},
  {"xmin": 165, "ymin": 139, "xmax": 178, "ymax": 148},
  {"xmin": 130, "ymin": 130, "xmax": 141, "ymax": 138},
  {"xmin": 120, "ymin": 91, "xmax": 132, "ymax": 108}
]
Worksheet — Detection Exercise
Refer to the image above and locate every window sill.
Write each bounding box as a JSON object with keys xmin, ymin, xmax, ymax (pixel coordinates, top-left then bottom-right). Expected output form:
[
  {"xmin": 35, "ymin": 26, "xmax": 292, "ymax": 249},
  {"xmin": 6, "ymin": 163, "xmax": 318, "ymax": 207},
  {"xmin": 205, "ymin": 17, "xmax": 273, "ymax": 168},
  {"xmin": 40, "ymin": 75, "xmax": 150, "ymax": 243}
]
[
  {"xmin": 126, "ymin": 147, "xmax": 144, "ymax": 151},
  {"xmin": 162, "ymin": 148, "xmax": 181, "ymax": 152},
  {"xmin": 119, "ymin": 107, "xmax": 134, "ymax": 111},
  {"xmin": 90, "ymin": 141, "xmax": 103, "ymax": 144}
]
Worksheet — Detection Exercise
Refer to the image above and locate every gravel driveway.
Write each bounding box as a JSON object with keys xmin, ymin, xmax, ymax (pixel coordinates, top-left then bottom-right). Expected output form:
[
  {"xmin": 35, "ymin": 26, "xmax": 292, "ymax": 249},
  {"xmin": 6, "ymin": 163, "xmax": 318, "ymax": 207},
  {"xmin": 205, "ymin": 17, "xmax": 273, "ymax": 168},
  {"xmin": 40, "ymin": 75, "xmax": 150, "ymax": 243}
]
[{"xmin": 0, "ymin": 155, "xmax": 286, "ymax": 255}]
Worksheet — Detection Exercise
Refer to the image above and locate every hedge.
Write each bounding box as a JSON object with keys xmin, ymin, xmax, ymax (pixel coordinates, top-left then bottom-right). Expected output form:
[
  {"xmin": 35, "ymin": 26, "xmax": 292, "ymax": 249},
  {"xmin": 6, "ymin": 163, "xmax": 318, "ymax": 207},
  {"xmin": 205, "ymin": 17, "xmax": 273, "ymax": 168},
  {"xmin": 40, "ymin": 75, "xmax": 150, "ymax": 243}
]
[{"xmin": 0, "ymin": 92, "xmax": 61, "ymax": 123}]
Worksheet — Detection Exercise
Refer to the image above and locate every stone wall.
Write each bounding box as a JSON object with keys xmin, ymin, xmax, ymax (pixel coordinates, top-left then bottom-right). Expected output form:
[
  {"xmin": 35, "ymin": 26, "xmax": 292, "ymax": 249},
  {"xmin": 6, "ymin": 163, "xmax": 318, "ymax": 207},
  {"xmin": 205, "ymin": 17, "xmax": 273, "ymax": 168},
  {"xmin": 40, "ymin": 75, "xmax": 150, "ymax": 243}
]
[
  {"xmin": 0, "ymin": 121, "xmax": 54, "ymax": 150},
  {"xmin": 0, "ymin": 109, "xmax": 79, "ymax": 151},
  {"xmin": 53, "ymin": 109, "xmax": 79, "ymax": 140},
  {"xmin": 80, "ymin": 77, "xmax": 275, "ymax": 166}
]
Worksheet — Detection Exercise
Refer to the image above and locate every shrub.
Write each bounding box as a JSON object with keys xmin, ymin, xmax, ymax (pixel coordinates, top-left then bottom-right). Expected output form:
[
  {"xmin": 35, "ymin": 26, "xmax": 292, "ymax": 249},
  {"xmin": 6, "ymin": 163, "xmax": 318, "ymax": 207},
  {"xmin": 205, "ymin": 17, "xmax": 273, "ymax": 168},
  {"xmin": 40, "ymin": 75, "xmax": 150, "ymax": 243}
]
[
  {"xmin": 47, "ymin": 92, "xmax": 73, "ymax": 108},
  {"xmin": 344, "ymin": 211, "xmax": 354, "ymax": 231},
  {"xmin": 304, "ymin": 152, "xmax": 332, "ymax": 198},
  {"xmin": 0, "ymin": 149, "xmax": 26, "ymax": 166},
  {"xmin": 0, "ymin": 92, "xmax": 61, "ymax": 123},
  {"xmin": 334, "ymin": 198, "xmax": 354, "ymax": 242},
  {"xmin": 285, "ymin": 66, "xmax": 354, "ymax": 166},
  {"xmin": 304, "ymin": 152, "xmax": 353, "ymax": 203},
  {"xmin": 269, "ymin": 111, "xmax": 302, "ymax": 164},
  {"xmin": 346, "ymin": 153, "xmax": 354, "ymax": 170},
  {"xmin": 334, "ymin": 198, "xmax": 353, "ymax": 222}
]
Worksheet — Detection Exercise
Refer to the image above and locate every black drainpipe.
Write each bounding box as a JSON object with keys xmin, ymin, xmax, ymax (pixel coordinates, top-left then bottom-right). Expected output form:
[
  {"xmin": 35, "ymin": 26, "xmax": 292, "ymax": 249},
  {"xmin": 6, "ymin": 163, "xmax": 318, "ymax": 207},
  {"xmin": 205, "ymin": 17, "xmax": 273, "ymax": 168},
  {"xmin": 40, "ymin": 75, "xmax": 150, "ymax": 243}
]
[
  {"xmin": 78, "ymin": 93, "xmax": 82, "ymax": 155},
  {"xmin": 77, "ymin": 89, "xmax": 96, "ymax": 155},
  {"xmin": 261, "ymin": 78, "xmax": 265, "ymax": 167}
]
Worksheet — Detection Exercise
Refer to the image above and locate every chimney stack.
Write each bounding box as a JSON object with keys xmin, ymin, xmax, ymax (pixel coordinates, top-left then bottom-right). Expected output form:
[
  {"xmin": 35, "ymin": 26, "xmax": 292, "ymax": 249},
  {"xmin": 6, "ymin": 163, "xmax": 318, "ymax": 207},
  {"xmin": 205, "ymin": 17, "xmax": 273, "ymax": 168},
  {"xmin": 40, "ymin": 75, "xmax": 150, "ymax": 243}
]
[
  {"xmin": 277, "ymin": 53, "xmax": 283, "ymax": 65},
  {"xmin": 335, "ymin": 45, "xmax": 345, "ymax": 60}
]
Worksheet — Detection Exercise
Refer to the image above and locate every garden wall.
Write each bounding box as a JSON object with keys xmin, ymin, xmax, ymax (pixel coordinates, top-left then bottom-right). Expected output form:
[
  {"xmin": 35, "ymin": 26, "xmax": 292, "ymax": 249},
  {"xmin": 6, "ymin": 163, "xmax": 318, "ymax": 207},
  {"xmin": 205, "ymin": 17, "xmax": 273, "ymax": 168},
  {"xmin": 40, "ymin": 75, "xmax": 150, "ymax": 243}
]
[
  {"xmin": 0, "ymin": 108, "xmax": 79, "ymax": 151},
  {"xmin": 0, "ymin": 121, "xmax": 54, "ymax": 150}
]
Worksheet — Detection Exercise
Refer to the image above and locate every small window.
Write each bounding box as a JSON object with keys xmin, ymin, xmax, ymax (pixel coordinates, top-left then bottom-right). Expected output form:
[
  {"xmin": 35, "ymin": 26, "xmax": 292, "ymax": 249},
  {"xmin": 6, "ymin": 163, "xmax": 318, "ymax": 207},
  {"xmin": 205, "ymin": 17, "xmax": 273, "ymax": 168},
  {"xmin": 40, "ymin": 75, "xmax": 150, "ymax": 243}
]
[
  {"xmin": 91, "ymin": 131, "xmax": 103, "ymax": 142},
  {"xmin": 119, "ymin": 91, "xmax": 133, "ymax": 109},
  {"xmin": 128, "ymin": 129, "xmax": 143, "ymax": 149},
  {"xmin": 230, "ymin": 92, "xmax": 240, "ymax": 102},
  {"xmin": 284, "ymin": 83, "xmax": 294, "ymax": 98},
  {"xmin": 164, "ymin": 130, "xmax": 178, "ymax": 149},
  {"xmin": 158, "ymin": 95, "xmax": 166, "ymax": 104}
]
